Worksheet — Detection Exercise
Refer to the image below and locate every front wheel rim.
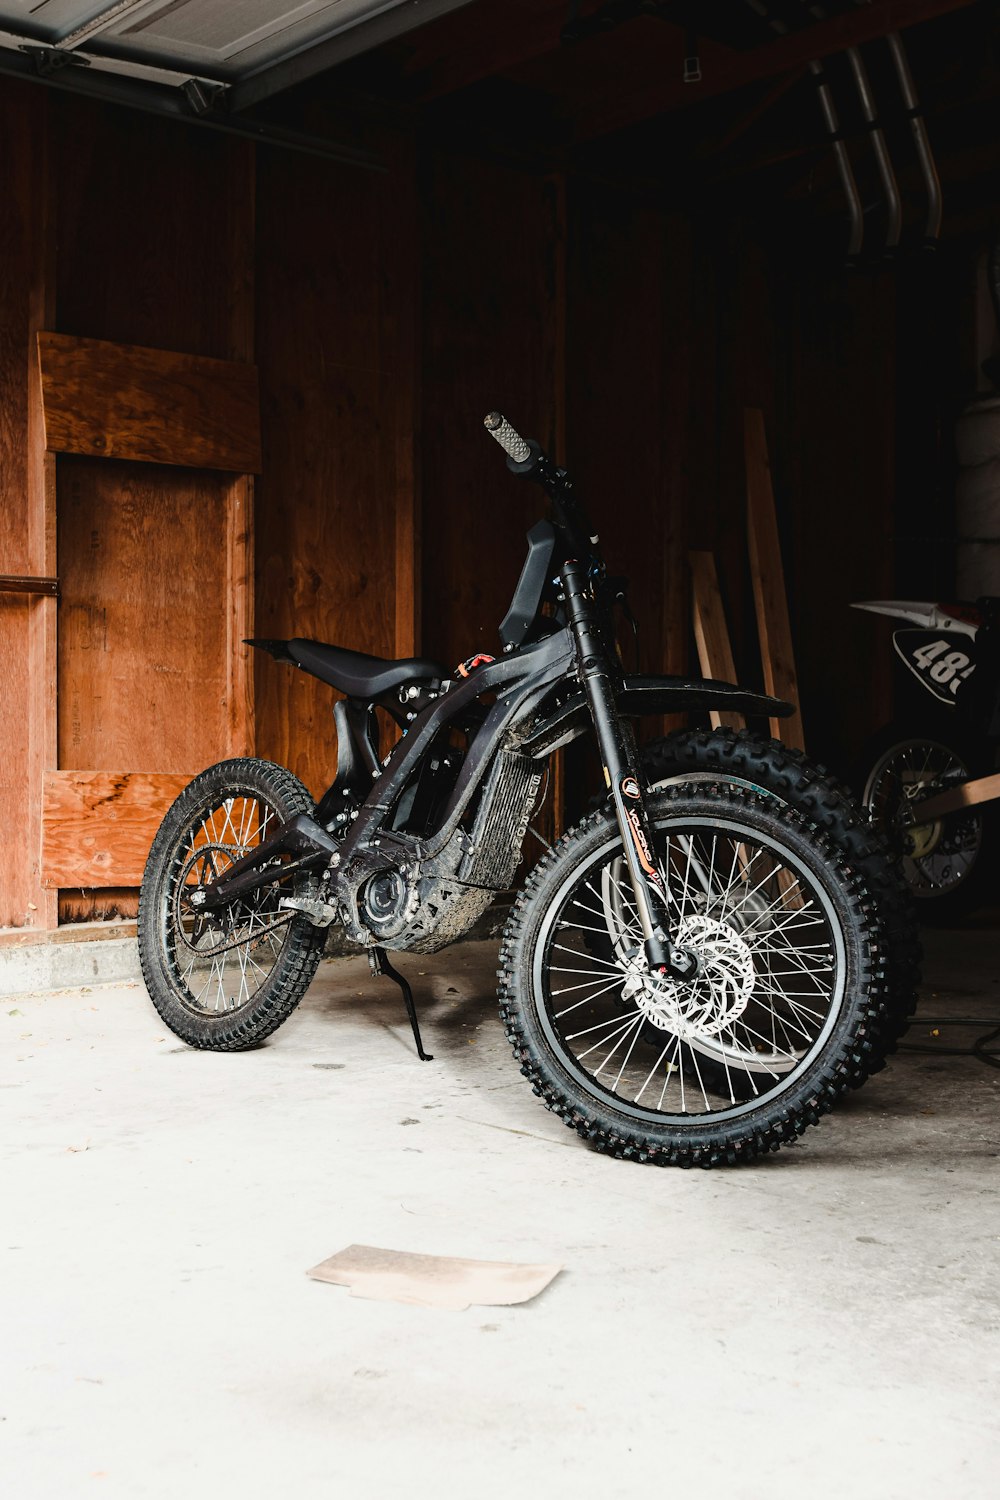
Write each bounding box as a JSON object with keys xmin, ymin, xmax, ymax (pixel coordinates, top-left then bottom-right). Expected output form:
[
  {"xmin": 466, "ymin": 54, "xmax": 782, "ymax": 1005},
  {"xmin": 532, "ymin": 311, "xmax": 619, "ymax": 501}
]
[{"xmin": 533, "ymin": 813, "xmax": 846, "ymax": 1125}]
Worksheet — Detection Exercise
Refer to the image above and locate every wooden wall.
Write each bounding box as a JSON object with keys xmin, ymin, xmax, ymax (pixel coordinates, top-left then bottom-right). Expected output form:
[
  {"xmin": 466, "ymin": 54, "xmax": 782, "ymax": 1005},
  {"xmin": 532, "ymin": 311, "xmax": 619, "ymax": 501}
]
[
  {"xmin": 0, "ymin": 82, "xmax": 52, "ymax": 929},
  {"xmin": 566, "ymin": 180, "xmax": 694, "ymax": 699},
  {"xmin": 419, "ymin": 154, "xmax": 564, "ymax": 667},
  {"xmin": 0, "ymin": 75, "xmax": 934, "ymax": 928},
  {"xmin": 50, "ymin": 101, "xmax": 249, "ymax": 920},
  {"xmin": 254, "ymin": 137, "xmax": 417, "ymax": 797}
]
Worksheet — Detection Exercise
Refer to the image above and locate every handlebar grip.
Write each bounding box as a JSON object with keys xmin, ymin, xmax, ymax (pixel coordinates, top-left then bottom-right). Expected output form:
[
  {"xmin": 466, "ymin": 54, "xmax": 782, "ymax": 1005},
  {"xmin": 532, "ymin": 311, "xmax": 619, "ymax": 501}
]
[{"xmin": 484, "ymin": 411, "xmax": 531, "ymax": 464}]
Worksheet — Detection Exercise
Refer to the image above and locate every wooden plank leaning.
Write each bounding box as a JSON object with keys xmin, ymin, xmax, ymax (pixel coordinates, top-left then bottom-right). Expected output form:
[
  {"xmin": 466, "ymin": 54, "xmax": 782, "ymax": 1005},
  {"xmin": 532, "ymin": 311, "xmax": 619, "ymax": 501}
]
[
  {"xmin": 745, "ymin": 408, "xmax": 806, "ymax": 751},
  {"xmin": 690, "ymin": 549, "xmax": 746, "ymax": 732}
]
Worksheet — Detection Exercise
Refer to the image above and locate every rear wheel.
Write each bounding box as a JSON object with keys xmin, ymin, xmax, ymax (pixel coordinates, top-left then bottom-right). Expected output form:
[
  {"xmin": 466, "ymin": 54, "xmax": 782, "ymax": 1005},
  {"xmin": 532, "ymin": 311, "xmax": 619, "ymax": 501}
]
[
  {"xmin": 859, "ymin": 723, "xmax": 992, "ymax": 923},
  {"xmin": 499, "ymin": 784, "xmax": 888, "ymax": 1167},
  {"xmin": 138, "ymin": 758, "xmax": 327, "ymax": 1050}
]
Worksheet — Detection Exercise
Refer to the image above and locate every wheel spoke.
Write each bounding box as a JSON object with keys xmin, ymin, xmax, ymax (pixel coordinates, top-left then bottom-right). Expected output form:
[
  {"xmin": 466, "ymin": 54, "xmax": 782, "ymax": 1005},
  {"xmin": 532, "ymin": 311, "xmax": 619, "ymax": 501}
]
[
  {"xmin": 536, "ymin": 807, "xmax": 842, "ymax": 1122},
  {"xmin": 161, "ymin": 790, "xmax": 299, "ymax": 1017}
]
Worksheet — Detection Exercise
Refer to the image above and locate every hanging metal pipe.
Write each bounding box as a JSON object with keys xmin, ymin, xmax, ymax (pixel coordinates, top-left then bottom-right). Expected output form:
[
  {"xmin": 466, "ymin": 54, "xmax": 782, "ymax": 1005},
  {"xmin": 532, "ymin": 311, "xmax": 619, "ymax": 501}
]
[
  {"xmin": 845, "ymin": 45, "xmax": 902, "ymax": 254},
  {"xmin": 886, "ymin": 29, "xmax": 943, "ymax": 249},
  {"xmin": 809, "ymin": 57, "xmax": 864, "ymax": 264},
  {"xmin": 743, "ymin": 0, "xmax": 863, "ymax": 264}
]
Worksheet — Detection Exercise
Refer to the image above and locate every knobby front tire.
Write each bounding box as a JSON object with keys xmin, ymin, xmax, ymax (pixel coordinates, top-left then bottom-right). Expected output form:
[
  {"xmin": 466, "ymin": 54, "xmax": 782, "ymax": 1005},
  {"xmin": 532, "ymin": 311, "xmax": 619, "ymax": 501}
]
[
  {"xmin": 637, "ymin": 728, "xmax": 919, "ymax": 1059},
  {"xmin": 498, "ymin": 784, "xmax": 890, "ymax": 1168},
  {"xmin": 138, "ymin": 758, "xmax": 327, "ymax": 1051}
]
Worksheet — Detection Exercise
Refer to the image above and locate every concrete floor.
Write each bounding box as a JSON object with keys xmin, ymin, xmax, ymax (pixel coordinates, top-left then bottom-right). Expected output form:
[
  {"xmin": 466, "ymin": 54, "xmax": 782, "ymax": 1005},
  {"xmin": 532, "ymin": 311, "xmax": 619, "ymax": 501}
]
[{"xmin": 3, "ymin": 926, "xmax": 1000, "ymax": 1499}]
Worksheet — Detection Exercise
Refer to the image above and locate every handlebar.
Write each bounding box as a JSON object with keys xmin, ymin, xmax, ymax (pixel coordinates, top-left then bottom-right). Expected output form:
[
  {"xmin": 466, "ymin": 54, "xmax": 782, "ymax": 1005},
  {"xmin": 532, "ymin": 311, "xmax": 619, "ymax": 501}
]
[
  {"xmin": 482, "ymin": 409, "xmax": 601, "ymax": 562},
  {"xmin": 484, "ymin": 410, "xmax": 531, "ymax": 463}
]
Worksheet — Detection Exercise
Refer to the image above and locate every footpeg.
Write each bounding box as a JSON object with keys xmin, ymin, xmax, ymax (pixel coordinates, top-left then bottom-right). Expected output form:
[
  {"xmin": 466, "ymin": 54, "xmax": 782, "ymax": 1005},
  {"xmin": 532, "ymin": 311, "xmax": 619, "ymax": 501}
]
[{"xmin": 279, "ymin": 894, "xmax": 338, "ymax": 927}]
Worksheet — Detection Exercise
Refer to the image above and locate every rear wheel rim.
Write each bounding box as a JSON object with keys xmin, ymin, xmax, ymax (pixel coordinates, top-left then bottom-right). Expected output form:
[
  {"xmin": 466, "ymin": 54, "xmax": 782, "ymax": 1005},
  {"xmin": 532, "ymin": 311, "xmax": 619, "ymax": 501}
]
[
  {"xmin": 161, "ymin": 790, "xmax": 295, "ymax": 1017},
  {"xmin": 863, "ymin": 737, "xmax": 981, "ymax": 898},
  {"xmin": 534, "ymin": 813, "xmax": 845, "ymax": 1125}
]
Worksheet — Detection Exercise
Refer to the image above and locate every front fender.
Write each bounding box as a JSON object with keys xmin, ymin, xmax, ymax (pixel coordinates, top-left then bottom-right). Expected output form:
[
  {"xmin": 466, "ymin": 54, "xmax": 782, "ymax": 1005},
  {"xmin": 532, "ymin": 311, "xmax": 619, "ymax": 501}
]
[
  {"xmin": 619, "ymin": 674, "xmax": 792, "ymax": 719},
  {"xmin": 516, "ymin": 674, "xmax": 793, "ymax": 758}
]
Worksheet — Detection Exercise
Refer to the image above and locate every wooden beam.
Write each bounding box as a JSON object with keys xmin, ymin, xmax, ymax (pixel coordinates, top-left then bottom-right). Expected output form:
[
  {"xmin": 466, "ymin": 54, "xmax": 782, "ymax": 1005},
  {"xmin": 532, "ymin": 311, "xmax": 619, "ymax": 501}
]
[
  {"xmin": 0, "ymin": 575, "xmax": 58, "ymax": 595},
  {"xmin": 37, "ymin": 332, "xmax": 262, "ymax": 473},
  {"xmin": 745, "ymin": 409, "xmax": 805, "ymax": 750},
  {"xmin": 913, "ymin": 771, "xmax": 1000, "ymax": 821},
  {"xmin": 573, "ymin": 0, "xmax": 982, "ymax": 142},
  {"xmin": 690, "ymin": 551, "xmax": 745, "ymax": 732},
  {"xmin": 42, "ymin": 772, "xmax": 196, "ymax": 888}
]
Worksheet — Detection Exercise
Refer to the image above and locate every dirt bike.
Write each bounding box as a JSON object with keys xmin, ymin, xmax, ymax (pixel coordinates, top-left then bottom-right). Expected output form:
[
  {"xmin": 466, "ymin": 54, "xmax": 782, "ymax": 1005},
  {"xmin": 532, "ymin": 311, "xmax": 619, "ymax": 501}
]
[
  {"xmin": 853, "ymin": 596, "xmax": 999, "ymax": 921},
  {"xmin": 138, "ymin": 413, "xmax": 906, "ymax": 1168}
]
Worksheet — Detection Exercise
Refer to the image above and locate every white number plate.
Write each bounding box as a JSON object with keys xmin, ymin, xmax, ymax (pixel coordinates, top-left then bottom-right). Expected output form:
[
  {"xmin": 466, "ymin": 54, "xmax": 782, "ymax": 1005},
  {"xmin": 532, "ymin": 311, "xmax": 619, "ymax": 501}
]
[{"xmin": 892, "ymin": 629, "xmax": 976, "ymax": 705}]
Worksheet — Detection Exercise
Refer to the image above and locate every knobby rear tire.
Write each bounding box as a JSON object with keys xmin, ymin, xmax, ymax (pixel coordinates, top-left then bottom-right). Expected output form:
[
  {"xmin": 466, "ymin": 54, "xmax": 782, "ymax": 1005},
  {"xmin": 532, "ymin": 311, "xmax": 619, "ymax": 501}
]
[
  {"xmin": 498, "ymin": 784, "xmax": 891, "ymax": 1168},
  {"xmin": 856, "ymin": 720, "xmax": 994, "ymax": 925},
  {"xmin": 138, "ymin": 758, "xmax": 327, "ymax": 1051}
]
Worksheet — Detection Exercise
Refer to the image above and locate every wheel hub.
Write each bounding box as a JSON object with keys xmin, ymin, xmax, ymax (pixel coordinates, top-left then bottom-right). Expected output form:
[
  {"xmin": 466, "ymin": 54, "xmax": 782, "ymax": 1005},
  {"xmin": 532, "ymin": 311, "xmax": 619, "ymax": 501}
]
[
  {"xmin": 173, "ymin": 842, "xmax": 289, "ymax": 957},
  {"xmin": 903, "ymin": 817, "xmax": 942, "ymax": 859},
  {"xmin": 624, "ymin": 914, "xmax": 756, "ymax": 1037},
  {"xmin": 899, "ymin": 777, "xmax": 943, "ymax": 858}
]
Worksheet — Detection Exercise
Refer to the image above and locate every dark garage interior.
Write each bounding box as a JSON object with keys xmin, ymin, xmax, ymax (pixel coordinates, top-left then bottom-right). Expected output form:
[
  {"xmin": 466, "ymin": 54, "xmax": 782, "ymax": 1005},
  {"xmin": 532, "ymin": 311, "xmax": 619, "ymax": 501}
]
[{"xmin": 2, "ymin": 1, "xmax": 1000, "ymax": 1493}]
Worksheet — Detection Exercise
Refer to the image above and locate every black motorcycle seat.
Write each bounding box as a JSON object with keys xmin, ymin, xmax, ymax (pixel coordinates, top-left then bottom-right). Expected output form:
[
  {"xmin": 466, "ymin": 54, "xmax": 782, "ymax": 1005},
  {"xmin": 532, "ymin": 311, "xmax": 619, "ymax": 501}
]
[{"xmin": 284, "ymin": 638, "xmax": 446, "ymax": 698}]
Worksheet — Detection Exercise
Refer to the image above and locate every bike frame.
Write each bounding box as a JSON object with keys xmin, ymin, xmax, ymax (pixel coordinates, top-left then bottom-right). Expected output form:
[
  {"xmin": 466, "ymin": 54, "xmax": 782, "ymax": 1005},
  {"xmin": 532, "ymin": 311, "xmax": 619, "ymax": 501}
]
[{"xmin": 199, "ymin": 419, "xmax": 791, "ymax": 981}]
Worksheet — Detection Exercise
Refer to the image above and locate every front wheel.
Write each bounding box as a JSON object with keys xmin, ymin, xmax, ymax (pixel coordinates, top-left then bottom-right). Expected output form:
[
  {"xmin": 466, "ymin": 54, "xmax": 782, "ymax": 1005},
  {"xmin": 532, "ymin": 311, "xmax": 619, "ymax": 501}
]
[
  {"xmin": 636, "ymin": 729, "xmax": 918, "ymax": 1058},
  {"xmin": 138, "ymin": 758, "xmax": 328, "ymax": 1050},
  {"xmin": 498, "ymin": 784, "xmax": 888, "ymax": 1167}
]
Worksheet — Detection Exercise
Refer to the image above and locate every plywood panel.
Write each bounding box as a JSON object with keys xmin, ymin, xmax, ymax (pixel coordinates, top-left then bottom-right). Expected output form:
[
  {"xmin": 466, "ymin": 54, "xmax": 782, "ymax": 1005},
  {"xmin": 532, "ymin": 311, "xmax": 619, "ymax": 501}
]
[
  {"xmin": 254, "ymin": 141, "xmax": 412, "ymax": 796},
  {"xmin": 57, "ymin": 458, "xmax": 231, "ymax": 773},
  {"xmin": 43, "ymin": 771, "xmax": 195, "ymax": 887},
  {"xmin": 38, "ymin": 333, "xmax": 261, "ymax": 472}
]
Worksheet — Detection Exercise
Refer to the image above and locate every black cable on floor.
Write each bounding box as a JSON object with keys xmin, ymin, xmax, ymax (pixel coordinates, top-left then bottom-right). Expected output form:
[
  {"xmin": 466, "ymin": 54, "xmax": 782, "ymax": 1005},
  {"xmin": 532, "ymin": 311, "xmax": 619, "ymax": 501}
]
[{"xmin": 898, "ymin": 1018, "xmax": 1000, "ymax": 1069}]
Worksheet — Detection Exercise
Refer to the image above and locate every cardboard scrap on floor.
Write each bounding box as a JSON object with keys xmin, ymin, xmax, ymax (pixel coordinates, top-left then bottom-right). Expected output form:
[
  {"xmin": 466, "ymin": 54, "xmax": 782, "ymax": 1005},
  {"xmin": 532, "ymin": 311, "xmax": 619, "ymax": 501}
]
[{"xmin": 306, "ymin": 1244, "xmax": 562, "ymax": 1311}]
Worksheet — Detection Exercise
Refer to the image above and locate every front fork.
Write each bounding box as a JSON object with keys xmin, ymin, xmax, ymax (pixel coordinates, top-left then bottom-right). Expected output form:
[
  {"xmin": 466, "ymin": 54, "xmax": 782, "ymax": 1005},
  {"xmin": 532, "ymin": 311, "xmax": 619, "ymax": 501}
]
[{"xmin": 561, "ymin": 559, "xmax": 696, "ymax": 981}]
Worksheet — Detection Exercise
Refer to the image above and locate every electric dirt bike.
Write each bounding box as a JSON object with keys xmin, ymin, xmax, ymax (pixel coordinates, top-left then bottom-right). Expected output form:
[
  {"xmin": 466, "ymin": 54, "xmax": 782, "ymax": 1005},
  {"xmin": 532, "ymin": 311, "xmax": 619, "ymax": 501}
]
[{"xmin": 139, "ymin": 413, "xmax": 904, "ymax": 1167}]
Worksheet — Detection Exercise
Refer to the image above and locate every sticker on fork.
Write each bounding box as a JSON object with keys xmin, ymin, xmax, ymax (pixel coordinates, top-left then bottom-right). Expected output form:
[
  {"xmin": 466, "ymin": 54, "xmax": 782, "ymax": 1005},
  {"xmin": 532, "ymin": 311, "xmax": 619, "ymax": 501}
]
[{"xmin": 624, "ymin": 804, "xmax": 665, "ymax": 894}]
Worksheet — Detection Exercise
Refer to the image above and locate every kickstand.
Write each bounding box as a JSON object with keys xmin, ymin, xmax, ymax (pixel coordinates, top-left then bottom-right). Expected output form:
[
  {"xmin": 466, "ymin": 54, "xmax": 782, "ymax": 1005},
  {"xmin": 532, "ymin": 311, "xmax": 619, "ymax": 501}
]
[{"xmin": 368, "ymin": 947, "xmax": 433, "ymax": 1061}]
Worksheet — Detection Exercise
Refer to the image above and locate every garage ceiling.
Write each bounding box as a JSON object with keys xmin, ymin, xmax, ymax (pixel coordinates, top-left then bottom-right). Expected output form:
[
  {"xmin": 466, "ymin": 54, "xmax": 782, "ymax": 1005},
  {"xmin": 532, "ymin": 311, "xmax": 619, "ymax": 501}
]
[
  {"xmin": 0, "ymin": 0, "xmax": 477, "ymax": 88},
  {"xmin": 0, "ymin": 0, "xmax": 986, "ymax": 167}
]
